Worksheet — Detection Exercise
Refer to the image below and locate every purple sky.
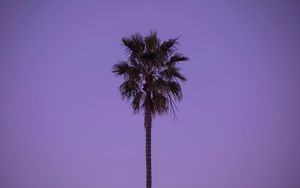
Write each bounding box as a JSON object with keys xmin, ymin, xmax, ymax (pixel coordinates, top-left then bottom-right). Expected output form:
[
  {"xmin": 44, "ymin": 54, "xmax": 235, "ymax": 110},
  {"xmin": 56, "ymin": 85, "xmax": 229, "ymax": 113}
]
[{"xmin": 1, "ymin": 1, "xmax": 300, "ymax": 188}]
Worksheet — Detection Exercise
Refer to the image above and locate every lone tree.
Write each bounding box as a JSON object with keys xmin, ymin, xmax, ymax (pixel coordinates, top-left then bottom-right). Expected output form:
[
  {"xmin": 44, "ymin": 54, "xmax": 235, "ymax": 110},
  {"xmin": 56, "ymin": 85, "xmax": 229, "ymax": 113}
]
[{"xmin": 112, "ymin": 31, "xmax": 188, "ymax": 188}]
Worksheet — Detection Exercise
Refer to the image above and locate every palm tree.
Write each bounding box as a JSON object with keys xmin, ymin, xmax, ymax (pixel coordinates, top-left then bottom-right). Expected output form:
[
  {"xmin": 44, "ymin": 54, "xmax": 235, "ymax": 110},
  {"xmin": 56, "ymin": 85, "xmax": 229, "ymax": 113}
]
[{"xmin": 112, "ymin": 31, "xmax": 188, "ymax": 188}]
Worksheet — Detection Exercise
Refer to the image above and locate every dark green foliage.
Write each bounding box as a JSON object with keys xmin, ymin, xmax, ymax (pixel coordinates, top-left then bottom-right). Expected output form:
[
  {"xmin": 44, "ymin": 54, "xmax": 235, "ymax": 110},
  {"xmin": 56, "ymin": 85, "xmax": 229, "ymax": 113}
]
[{"xmin": 113, "ymin": 31, "xmax": 188, "ymax": 115}]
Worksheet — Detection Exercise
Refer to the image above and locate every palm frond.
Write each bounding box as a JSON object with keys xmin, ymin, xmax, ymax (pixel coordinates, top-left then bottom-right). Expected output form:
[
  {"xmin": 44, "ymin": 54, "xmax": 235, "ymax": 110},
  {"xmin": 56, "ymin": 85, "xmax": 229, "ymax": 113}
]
[
  {"xmin": 160, "ymin": 66, "xmax": 186, "ymax": 81},
  {"xmin": 122, "ymin": 33, "xmax": 145, "ymax": 57},
  {"xmin": 152, "ymin": 79, "xmax": 183, "ymax": 101},
  {"xmin": 167, "ymin": 81, "xmax": 183, "ymax": 101},
  {"xmin": 151, "ymin": 79, "xmax": 182, "ymax": 115},
  {"xmin": 159, "ymin": 38, "xmax": 178, "ymax": 58},
  {"xmin": 131, "ymin": 91, "xmax": 145, "ymax": 113},
  {"xmin": 129, "ymin": 56, "xmax": 139, "ymax": 66},
  {"xmin": 152, "ymin": 78, "xmax": 169, "ymax": 94},
  {"xmin": 112, "ymin": 61, "xmax": 129, "ymax": 76},
  {"xmin": 145, "ymin": 31, "xmax": 160, "ymax": 53},
  {"xmin": 168, "ymin": 53, "xmax": 189, "ymax": 65},
  {"xmin": 152, "ymin": 93, "xmax": 169, "ymax": 115},
  {"xmin": 112, "ymin": 61, "xmax": 142, "ymax": 81},
  {"xmin": 119, "ymin": 79, "xmax": 140, "ymax": 100}
]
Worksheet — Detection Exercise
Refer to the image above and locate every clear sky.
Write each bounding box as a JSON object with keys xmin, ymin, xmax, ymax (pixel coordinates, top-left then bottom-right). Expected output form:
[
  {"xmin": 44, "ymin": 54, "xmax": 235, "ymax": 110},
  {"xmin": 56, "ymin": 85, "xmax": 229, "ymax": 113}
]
[{"xmin": 1, "ymin": 1, "xmax": 300, "ymax": 188}]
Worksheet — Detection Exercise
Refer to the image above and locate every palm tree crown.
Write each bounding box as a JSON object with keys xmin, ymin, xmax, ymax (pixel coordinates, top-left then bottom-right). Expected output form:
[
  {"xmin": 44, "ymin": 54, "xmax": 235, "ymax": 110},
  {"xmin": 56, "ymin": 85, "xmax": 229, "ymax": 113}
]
[{"xmin": 113, "ymin": 31, "xmax": 188, "ymax": 116}]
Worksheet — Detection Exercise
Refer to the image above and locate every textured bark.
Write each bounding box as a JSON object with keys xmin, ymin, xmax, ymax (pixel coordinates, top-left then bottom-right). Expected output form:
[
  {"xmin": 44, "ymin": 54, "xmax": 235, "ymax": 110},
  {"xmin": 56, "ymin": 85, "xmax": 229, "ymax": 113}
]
[{"xmin": 144, "ymin": 93, "xmax": 152, "ymax": 188}]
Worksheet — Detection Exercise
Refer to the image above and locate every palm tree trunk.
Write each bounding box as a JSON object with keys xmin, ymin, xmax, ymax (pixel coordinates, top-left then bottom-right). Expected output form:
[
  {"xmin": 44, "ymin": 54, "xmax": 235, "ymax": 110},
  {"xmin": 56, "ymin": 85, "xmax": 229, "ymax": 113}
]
[{"xmin": 144, "ymin": 93, "xmax": 152, "ymax": 188}]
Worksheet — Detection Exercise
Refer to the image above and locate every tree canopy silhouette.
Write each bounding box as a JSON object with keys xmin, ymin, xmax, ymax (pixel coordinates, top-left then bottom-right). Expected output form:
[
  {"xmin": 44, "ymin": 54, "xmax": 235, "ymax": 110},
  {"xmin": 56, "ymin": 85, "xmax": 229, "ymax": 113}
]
[{"xmin": 112, "ymin": 31, "xmax": 188, "ymax": 188}]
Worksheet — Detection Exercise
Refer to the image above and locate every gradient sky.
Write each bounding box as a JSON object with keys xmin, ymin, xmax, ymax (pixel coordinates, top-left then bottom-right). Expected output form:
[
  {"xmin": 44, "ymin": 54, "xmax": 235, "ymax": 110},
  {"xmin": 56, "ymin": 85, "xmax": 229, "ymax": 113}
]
[{"xmin": 1, "ymin": 1, "xmax": 300, "ymax": 188}]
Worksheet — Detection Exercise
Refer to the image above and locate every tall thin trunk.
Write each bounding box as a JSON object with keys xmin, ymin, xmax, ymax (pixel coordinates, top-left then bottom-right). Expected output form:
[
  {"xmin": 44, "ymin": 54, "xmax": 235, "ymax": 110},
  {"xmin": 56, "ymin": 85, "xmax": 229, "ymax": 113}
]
[{"xmin": 144, "ymin": 92, "xmax": 152, "ymax": 188}]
